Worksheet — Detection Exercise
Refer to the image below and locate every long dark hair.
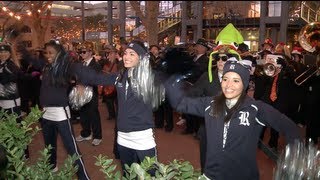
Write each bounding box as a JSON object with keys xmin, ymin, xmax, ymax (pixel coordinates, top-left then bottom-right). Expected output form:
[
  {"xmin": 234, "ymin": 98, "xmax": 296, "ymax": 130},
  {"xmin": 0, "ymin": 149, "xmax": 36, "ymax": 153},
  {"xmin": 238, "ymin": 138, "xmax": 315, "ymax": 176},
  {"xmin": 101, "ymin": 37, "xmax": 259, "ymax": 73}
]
[
  {"xmin": 44, "ymin": 40, "xmax": 71, "ymax": 87},
  {"xmin": 211, "ymin": 90, "xmax": 247, "ymax": 123}
]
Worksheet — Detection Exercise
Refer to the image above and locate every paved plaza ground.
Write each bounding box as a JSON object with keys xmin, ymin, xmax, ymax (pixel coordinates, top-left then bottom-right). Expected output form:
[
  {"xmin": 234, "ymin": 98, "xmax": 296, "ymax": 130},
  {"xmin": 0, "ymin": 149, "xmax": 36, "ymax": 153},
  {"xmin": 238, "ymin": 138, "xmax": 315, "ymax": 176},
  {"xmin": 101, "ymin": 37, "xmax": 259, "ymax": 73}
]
[{"xmin": 27, "ymin": 99, "xmax": 304, "ymax": 180}]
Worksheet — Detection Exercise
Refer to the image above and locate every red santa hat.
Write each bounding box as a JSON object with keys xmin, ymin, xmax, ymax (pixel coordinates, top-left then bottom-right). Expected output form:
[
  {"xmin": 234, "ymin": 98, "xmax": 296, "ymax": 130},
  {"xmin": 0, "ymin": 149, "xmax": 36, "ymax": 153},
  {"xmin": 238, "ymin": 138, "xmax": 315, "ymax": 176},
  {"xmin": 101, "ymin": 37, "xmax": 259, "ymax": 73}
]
[
  {"xmin": 261, "ymin": 38, "xmax": 274, "ymax": 48},
  {"xmin": 277, "ymin": 42, "xmax": 286, "ymax": 46},
  {"xmin": 291, "ymin": 46, "xmax": 304, "ymax": 56}
]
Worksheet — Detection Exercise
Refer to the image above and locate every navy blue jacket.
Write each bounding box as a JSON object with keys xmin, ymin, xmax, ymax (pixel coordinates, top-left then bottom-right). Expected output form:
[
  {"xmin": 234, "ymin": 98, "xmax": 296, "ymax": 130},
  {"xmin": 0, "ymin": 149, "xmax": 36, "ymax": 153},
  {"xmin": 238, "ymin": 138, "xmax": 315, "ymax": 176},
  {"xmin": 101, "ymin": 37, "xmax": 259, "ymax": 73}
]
[
  {"xmin": 40, "ymin": 62, "xmax": 116, "ymax": 107},
  {"xmin": 166, "ymin": 81, "xmax": 300, "ymax": 179},
  {"xmin": 115, "ymin": 70, "xmax": 154, "ymax": 132}
]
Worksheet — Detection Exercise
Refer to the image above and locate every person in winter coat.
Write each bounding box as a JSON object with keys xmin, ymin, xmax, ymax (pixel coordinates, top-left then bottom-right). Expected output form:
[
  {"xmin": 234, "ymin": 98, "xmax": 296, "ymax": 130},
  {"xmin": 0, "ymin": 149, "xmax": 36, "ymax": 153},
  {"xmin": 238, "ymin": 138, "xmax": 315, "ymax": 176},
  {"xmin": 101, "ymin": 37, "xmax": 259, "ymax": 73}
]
[
  {"xmin": 0, "ymin": 43, "xmax": 32, "ymax": 159},
  {"xmin": 0, "ymin": 43, "xmax": 21, "ymax": 116},
  {"xmin": 40, "ymin": 40, "xmax": 116, "ymax": 180},
  {"xmin": 165, "ymin": 60, "xmax": 301, "ymax": 180},
  {"xmin": 114, "ymin": 40, "xmax": 164, "ymax": 173}
]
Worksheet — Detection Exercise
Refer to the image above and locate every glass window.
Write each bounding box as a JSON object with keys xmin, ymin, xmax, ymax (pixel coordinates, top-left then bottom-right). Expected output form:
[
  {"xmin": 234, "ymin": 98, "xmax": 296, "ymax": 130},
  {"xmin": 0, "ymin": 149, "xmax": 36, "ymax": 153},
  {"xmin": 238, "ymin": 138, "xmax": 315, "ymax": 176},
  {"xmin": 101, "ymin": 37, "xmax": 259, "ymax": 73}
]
[
  {"xmin": 248, "ymin": 1, "xmax": 260, "ymax": 18},
  {"xmin": 268, "ymin": 1, "xmax": 281, "ymax": 17},
  {"xmin": 52, "ymin": 4, "xmax": 73, "ymax": 10}
]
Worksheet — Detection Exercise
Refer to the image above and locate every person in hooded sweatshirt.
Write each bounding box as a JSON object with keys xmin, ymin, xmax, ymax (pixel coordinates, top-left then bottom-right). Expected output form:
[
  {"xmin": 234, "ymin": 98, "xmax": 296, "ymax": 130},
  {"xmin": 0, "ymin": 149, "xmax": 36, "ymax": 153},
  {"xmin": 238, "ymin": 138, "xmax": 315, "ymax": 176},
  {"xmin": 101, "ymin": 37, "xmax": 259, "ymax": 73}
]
[{"xmin": 165, "ymin": 59, "xmax": 301, "ymax": 180}]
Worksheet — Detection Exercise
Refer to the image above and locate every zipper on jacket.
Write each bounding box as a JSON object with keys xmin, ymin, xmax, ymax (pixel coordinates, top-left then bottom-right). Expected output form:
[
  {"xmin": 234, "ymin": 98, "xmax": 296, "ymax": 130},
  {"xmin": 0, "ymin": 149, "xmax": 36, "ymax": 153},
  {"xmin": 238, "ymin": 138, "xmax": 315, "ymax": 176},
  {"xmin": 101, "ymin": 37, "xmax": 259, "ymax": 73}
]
[{"xmin": 222, "ymin": 121, "xmax": 230, "ymax": 149}]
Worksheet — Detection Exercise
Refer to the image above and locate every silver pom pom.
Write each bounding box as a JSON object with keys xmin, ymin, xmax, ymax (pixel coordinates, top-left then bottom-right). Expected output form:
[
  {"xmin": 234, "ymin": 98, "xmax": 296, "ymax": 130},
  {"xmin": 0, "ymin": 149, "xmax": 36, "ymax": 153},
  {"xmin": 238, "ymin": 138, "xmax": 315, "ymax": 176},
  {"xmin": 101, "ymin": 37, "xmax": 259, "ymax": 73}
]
[
  {"xmin": 129, "ymin": 53, "xmax": 165, "ymax": 109},
  {"xmin": 0, "ymin": 82, "xmax": 18, "ymax": 97},
  {"xmin": 274, "ymin": 139, "xmax": 320, "ymax": 180},
  {"xmin": 69, "ymin": 85, "xmax": 93, "ymax": 110}
]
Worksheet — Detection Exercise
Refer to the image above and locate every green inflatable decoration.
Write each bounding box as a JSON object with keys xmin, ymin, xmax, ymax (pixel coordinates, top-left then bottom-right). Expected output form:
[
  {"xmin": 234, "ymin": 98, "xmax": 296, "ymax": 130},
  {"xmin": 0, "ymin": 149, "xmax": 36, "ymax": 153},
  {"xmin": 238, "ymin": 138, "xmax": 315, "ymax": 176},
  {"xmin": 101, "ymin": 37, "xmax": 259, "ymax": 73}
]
[{"xmin": 208, "ymin": 23, "xmax": 244, "ymax": 82}]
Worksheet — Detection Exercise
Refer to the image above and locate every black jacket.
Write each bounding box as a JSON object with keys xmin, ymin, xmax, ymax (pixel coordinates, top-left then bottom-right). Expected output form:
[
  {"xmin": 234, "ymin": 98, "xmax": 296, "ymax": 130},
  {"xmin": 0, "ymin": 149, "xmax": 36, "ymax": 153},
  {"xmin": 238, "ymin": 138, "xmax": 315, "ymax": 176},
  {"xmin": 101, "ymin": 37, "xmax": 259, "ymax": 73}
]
[
  {"xmin": 254, "ymin": 67, "xmax": 300, "ymax": 119},
  {"xmin": 80, "ymin": 58, "xmax": 102, "ymax": 107}
]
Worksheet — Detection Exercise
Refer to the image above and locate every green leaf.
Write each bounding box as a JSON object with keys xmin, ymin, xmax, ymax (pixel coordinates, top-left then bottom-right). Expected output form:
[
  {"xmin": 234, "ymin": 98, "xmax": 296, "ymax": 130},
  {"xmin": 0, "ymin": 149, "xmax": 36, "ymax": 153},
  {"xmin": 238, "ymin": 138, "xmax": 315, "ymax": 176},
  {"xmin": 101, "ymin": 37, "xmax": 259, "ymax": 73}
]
[
  {"xmin": 182, "ymin": 171, "xmax": 194, "ymax": 179},
  {"xmin": 166, "ymin": 171, "xmax": 177, "ymax": 179},
  {"xmin": 106, "ymin": 164, "xmax": 117, "ymax": 174}
]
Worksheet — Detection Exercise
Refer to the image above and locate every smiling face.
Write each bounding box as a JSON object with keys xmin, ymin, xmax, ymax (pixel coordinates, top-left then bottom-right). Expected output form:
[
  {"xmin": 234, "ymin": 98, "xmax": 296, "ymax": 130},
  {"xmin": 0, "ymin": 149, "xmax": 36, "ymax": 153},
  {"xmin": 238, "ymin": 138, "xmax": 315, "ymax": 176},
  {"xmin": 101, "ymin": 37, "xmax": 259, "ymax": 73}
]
[
  {"xmin": 44, "ymin": 45, "xmax": 59, "ymax": 64},
  {"xmin": 123, "ymin": 48, "xmax": 140, "ymax": 68},
  {"xmin": 221, "ymin": 71, "xmax": 244, "ymax": 100}
]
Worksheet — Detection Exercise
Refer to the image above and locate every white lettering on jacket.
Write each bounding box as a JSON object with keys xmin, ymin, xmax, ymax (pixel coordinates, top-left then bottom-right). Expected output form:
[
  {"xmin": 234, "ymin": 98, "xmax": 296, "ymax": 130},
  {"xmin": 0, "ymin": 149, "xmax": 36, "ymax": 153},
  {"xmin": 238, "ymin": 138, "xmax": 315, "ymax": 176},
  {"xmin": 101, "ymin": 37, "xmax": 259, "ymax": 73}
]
[{"xmin": 239, "ymin": 111, "xmax": 250, "ymax": 126}]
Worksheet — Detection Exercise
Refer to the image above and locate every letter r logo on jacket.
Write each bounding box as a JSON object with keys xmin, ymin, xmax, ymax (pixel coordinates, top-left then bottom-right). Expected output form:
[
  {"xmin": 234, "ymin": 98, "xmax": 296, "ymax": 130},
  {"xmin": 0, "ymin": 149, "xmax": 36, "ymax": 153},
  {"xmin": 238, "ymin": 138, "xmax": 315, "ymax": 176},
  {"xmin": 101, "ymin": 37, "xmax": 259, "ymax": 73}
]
[{"xmin": 239, "ymin": 111, "xmax": 250, "ymax": 126}]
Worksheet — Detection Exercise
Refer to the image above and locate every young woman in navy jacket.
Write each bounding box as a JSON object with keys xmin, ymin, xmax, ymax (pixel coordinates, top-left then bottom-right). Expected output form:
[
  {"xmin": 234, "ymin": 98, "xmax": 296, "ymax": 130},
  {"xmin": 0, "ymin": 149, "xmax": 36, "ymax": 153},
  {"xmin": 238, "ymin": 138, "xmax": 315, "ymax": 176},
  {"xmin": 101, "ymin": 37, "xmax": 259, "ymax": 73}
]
[
  {"xmin": 114, "ymin": 40, "xmax": 164, "ymax": 173},
  {"xmin": 165, "ymin": 60, "xmax": 301, "ymax": 180}
]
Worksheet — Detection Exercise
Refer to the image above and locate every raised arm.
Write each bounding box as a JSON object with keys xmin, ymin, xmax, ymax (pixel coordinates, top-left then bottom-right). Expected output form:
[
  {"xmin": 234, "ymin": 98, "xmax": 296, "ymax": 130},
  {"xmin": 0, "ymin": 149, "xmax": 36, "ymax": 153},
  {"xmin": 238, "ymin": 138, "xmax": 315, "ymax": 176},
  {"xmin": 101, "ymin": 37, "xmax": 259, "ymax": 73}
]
[
  {"xmin": 70, "ymin": 62, "xmax": 118, "ymax": 86},
  {"xmin": 256, "ymin": 100, "xmax": 301, "ymax": 144},
  {"xmin": 164, "ymin": 74, "xmax": 210, "ymax": 118}
]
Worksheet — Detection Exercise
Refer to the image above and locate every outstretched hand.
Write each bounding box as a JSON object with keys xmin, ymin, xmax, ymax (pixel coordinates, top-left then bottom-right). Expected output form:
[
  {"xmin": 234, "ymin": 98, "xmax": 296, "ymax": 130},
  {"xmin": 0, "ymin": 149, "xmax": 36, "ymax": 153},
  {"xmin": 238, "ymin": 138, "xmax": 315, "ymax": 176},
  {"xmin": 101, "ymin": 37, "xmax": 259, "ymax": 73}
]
[{"xmin": 164, "ymin": 74, "xmax": 192, "ymax": 109}]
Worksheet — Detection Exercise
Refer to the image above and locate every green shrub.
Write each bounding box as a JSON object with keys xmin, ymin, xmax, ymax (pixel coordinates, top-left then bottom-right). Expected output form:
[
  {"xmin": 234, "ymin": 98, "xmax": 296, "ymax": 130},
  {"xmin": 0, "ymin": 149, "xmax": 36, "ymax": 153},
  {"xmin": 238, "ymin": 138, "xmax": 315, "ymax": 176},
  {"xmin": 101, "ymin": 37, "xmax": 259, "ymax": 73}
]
[
  {"xmin": 0, "ymin": 107, "xmax": 78, "ymax": 179},
  {"xmin": 95, "ymin": 155, "xmax": 207, "ymax": 180}
]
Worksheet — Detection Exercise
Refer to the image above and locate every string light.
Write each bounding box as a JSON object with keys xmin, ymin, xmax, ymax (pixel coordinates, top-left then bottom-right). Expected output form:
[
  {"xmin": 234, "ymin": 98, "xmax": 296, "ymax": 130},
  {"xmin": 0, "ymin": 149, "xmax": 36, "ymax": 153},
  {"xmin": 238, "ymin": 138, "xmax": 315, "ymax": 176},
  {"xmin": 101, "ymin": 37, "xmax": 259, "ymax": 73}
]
[
  {"xmin": 15, "ymin": 15, "xmax": 21, "ymax": 20},
  {"xmin": 1, "ymin": 5, "xmax": 23, "ymax": 20},
  {"xmin": 0, "ymin": 2, "xmax": 138, "ymax": 42},
  {"xmin": 0, "ymin": 1, "xmax": 52, "ymax": 20}
]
